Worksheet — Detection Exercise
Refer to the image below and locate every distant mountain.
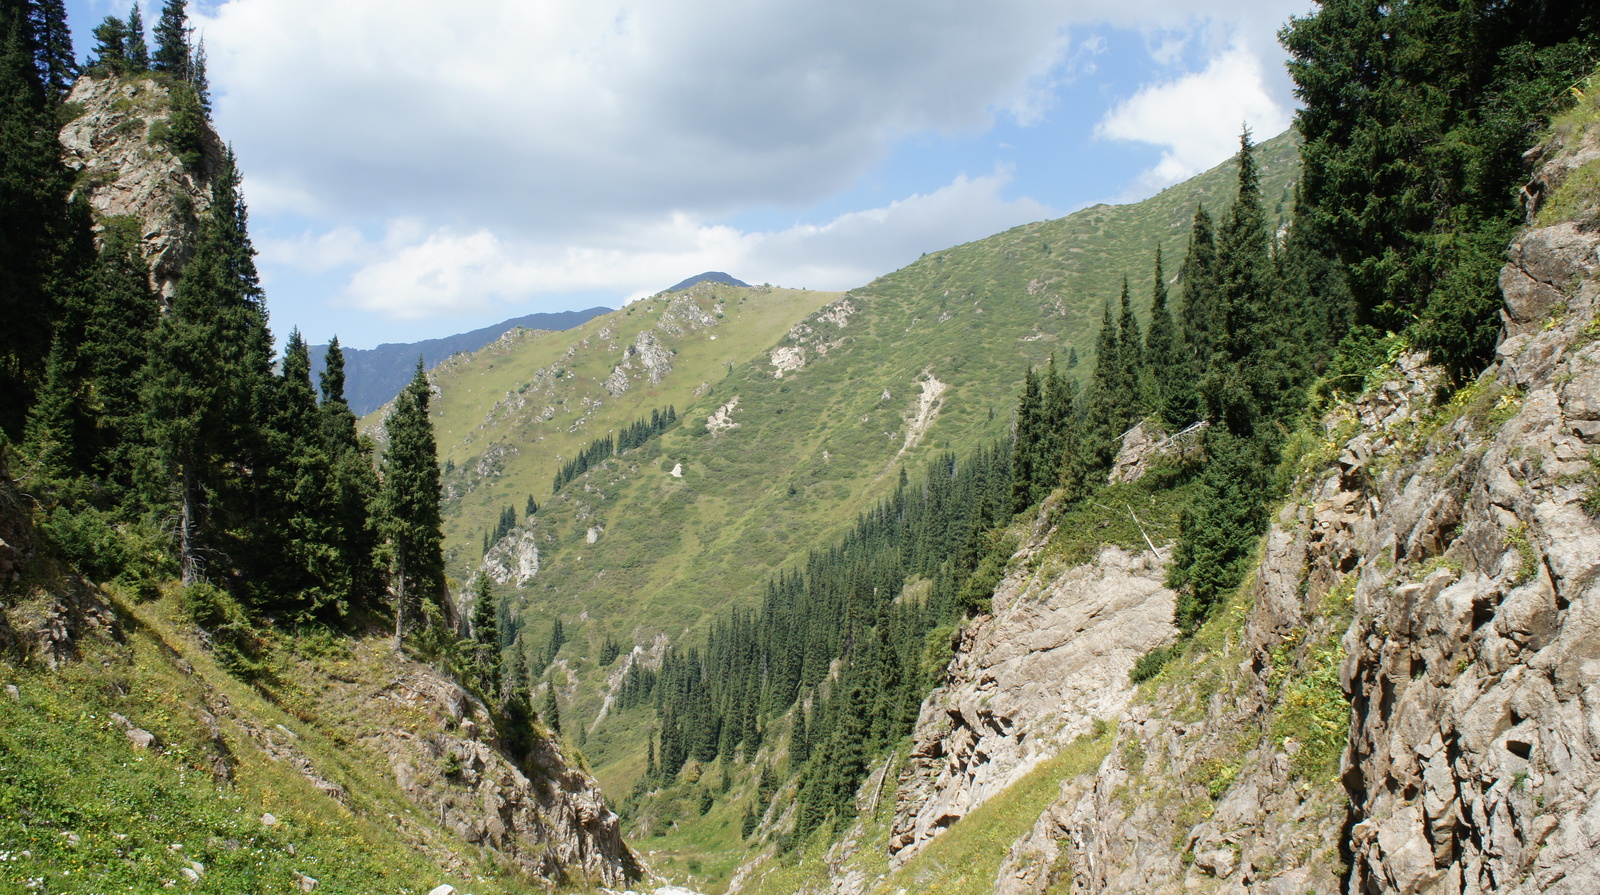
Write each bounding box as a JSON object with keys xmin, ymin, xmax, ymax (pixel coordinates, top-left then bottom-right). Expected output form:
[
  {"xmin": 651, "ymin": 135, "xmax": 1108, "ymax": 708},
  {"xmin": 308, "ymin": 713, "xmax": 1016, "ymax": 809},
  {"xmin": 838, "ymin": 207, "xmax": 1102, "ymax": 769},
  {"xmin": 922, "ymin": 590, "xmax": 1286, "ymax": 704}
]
[
  {"xmin": 311, "ymin": 307, "xmax": 611, "ymax": 415},
  {"xmin": 665, "ymin": 271, "xmax": 750, "ymax": 292}
]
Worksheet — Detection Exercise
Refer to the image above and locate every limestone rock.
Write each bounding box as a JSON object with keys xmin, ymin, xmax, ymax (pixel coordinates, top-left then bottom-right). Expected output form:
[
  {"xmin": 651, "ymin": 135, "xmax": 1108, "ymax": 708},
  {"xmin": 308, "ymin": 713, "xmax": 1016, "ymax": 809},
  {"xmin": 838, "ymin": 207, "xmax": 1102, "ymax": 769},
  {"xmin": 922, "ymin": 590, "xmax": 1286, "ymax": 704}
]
[
  {"xmin": 887, "ymin": 544, "xmax": 1176, "ymax": 865},
  {"xmin": 57, "ymin": 74, "xmax": 222, "ymax": 299},
  {"xmin": 482, "ymin": 527, "xmax": 539, "ymax": 586}
]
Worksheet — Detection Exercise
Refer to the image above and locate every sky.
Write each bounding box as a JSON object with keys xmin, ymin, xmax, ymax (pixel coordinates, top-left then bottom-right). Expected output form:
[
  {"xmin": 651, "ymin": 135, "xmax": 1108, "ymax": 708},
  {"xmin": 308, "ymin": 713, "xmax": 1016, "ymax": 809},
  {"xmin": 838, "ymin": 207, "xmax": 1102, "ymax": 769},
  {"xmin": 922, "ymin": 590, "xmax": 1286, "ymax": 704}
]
[{"xmin": 65, "ymin": 0, "xmax": 1315, "ymax": 350}]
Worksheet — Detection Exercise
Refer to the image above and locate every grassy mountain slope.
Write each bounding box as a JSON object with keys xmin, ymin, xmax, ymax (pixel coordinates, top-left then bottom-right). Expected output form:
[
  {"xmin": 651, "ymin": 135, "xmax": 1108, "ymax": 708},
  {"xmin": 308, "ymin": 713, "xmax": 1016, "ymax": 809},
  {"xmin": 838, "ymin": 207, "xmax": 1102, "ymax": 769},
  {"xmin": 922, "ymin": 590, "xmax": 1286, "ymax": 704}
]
[
  {"xmin": 423, "ymin": 132, "xmax": 1298, "ymax": 802},
  {"xmin": 396, "ymin": 283, "xmax": 841, "ymax": 558}
]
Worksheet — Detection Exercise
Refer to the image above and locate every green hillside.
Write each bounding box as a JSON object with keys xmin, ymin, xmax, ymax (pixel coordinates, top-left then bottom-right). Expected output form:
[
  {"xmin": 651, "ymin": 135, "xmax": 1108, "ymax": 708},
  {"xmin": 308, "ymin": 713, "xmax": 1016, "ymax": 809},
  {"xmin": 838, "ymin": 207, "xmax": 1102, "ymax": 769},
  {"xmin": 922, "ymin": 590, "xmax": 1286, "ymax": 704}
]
[{"xmin": 423, "ymin": 131, "xmax": 1298, "ymax": 796}]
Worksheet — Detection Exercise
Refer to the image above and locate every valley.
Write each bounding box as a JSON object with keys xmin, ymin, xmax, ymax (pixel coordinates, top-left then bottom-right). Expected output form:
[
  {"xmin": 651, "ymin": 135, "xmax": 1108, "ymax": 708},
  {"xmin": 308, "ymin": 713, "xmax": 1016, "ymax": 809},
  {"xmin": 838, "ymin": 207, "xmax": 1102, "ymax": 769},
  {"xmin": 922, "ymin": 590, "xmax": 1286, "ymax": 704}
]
[{"xmin": 3, "ymin": 3, "xmax": 1599, "ymax": 895}]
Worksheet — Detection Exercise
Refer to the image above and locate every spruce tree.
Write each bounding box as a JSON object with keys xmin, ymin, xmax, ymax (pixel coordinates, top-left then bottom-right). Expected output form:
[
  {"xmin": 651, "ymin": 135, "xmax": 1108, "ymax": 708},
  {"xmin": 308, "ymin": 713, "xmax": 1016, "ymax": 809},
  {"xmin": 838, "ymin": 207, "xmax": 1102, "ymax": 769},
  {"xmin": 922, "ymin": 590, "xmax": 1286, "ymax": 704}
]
[
  {"xmin": 142, "ymin": 151, "xmax": 272, "ymax": 586},
  {"xmin": 1, "ymin": 1, "xmax": 79, "ymax": 439},
  {"xmin": 124, "ymin": 4, "xmax": 148, "ymax": 70},
  {"xmin": 543, "ymin": 686, "xmax": 561, "ymax": 735},
  {"xmin": 1204, "ymin": 130, "xmax": 1275, "ymax": 439},
  {"xmin": 1008, "ymin": 367, "xmax": 1042, "ymax": 514},
  {"xmin": 89, "ymin": 16, "xmax": 127, "ymax": 70},
  {"xmin": 1080, "ymin": 299, "xmax": 1125, "ymax": 475},
  {"xmin": 31, "ymin": 0, "xmax": 73, "ymax": 97},
  {"xmin": 1116, "ymin": 277, "xmax": 1145, "ymax": 419},
  {"xmin": 266, "ymin": 329, "xmax": 344, "ymax": 615},
  {"xmin": 318, "ymin": 336, "xmax": 382, "ymax": 610},
  {"xmin": 381, "ymin": 359, "xmax": 445, "ymax": 646},
  {"xmin": 1284, "ymin": 0, "xmax": 1599, "ymax": 376},
  {"xmin": 152, "ymin": 0, "xmax": 189, "ymax": 77},
  {"xmin": 1145, "ymin": 247, "xmax": 1187, "ymax": 430},
  {"xmin": 471, "ymin": 575, "xmax": 502, "ymax": 695}
]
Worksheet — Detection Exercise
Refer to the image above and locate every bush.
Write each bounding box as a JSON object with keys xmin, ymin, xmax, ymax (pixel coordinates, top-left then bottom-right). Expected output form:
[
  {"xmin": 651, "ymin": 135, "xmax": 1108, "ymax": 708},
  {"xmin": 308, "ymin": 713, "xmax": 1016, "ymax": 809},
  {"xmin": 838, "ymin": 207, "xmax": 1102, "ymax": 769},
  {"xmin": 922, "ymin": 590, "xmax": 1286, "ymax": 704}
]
[
  {"xmin": 38, "ymin": 504, "xmax": 126, "ymax": 583},
  {"xmin": 182, "ymin": 583, "xmax": 269, "ymax": 681},
  {"xmin": 1130, "ymin": 645, "xmax": 1177, "ymax": 683}
]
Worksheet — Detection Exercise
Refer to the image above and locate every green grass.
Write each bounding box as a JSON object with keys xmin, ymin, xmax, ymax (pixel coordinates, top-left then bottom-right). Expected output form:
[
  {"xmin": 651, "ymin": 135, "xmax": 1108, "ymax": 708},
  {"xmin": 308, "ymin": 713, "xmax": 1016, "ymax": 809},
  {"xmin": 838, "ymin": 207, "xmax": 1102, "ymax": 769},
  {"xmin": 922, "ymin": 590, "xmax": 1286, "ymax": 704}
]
[
  {"xmin": 871, "ymin": 729, "xmax": 1113, "ymax": 895},
  {"xmin": 0, "ymin": 601, "xmax": 484, "ymax": 894},
  {"xmin": 0, "ymin": 578, "xmax": 623, "ymax": 894},
  {"xmin": 1539, "ymin": 68, "xmax": 1600, "ymax": 229}
]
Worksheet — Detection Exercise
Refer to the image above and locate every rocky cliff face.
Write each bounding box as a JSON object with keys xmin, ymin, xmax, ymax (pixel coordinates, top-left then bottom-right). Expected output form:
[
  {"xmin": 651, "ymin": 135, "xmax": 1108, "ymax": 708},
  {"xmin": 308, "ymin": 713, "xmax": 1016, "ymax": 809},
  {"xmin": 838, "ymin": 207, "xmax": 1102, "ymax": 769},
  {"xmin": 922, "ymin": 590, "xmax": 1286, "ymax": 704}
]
[
  {"xmin": 1334, "ymin": 118, "xmax": 1600, "ymax": 895},
  {"xmin": 327, "ymin": 657, "xmax": 640, "ymax": 886},
  {"xmin": 58, "ymin": 74, "xmax": 222, "ymax": 298},
  {"xmin": 888, "ymin": 533, "xmax": 1177, "ymax": 866}
]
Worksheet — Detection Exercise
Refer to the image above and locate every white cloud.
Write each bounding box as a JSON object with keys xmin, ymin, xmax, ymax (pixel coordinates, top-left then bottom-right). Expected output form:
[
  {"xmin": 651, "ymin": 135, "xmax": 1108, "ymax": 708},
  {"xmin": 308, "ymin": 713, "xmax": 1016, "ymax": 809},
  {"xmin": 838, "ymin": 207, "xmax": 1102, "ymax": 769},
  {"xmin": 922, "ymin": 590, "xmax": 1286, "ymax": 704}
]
[
  {"xmin": 306, "ymin": 169, "xmax": 1047, "ymax": 319},
  {"xmin": 197, "ymin": 0, "xmax": 1093, "ymax": 226},
  {"xmin": 1094, "ymin": 44, "xmax": 1294, "ymax": 192},
  {"xmin": 184, "ymin": 0, "xmax": 1316, "ymax": 335}
]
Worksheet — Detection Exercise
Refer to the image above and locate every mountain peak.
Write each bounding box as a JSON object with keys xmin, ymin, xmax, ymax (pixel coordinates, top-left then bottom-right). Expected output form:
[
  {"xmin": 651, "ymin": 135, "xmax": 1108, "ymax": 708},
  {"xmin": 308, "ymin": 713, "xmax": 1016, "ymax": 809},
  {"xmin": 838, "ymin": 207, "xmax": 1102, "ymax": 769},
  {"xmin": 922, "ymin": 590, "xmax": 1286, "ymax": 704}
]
[{"xmin": 665, "ymin": 271, "xmax": 750, "ymax": 292}]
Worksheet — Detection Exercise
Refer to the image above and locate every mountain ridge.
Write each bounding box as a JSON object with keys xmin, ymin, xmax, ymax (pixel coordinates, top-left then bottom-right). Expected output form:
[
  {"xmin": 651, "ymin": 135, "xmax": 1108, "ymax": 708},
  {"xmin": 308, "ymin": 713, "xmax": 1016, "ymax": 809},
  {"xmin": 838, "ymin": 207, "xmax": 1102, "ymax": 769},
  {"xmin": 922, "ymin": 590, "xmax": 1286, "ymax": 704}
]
[{"xmin": 310, "ymin": 306, "xmax": 612, "ymax": 416}]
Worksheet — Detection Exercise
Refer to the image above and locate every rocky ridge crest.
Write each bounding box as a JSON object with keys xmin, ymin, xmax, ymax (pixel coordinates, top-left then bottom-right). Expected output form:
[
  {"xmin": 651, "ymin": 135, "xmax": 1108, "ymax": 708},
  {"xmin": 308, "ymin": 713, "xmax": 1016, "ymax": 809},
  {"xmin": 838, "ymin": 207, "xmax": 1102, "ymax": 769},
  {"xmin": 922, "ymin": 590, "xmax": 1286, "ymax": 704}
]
[{"xmin": 59, "ymin": 73, "xmax": 223, "ymax": 298}]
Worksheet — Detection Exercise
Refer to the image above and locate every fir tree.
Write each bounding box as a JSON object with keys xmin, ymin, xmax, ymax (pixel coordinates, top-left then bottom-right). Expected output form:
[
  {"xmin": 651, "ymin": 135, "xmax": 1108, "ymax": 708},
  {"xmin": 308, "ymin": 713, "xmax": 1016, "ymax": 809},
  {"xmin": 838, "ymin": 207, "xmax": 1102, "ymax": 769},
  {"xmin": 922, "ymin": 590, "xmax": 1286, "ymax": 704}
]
[
  {"xmin": 1204, "ymin": 130, "xmax": 1276, "ymax": 440},
  {"xmin": 543, "ymin": 686, "xmax": 561, "ymax": 735},
  {"xmin": 89, "ymin": 16, "xmax": 127, "ymax": 70},
  {"xmin": 189, "ymin": 36, "xmax": 209, "ymax": 114},
  {"xmin": 1284, "ymin": 0, "xmax": 1598, "ymax": 376},
  {"xmin": 152, "ymin": 0, "xmax": 189, "ymax": 77},
  {"xmin": 1167, "ymin": 205, "xmax": 1218, "ymax": 427},
  {"xmin": 124, "ymin": 4, "xmax": 148, "ymax": 70},
  {"xmin": 267, "ymin": 328, "xmax": 343, "ymax": 615},
  {"xmin": 30, "ymin": 0, "xmax": 73, "ymax": 97},
  {"xmin": 1145, "ymin": 247, "xmax": 1187, "ymax": 430},
  {"xmin": 381, "ymin": 359, "xmax": 445, "ymax": 646},
  {"xmin": 1, "ymin": 0, "xmax": 80, "ymax": 438},
  {"xmin": 1008, "ymin": 366, "xmax": 1043, "ymax": 514},
  {"xmin": 142, "ymin": 151, "xmax": 272, "ymax": 586},
  {"xmin": 1116, "ymin": 276, "xmax": 1146, "ymax": 418},
  {"xmin": 317, "ymin": 336, "xmax": 382, "ymax": 610},
  {"xmin": 470, "ymin": 575, "xmax": 502, "ymax": 695},
  {"xmin": 1168, "ymin": 431, "xmax": 1270, "ymax": 631}
]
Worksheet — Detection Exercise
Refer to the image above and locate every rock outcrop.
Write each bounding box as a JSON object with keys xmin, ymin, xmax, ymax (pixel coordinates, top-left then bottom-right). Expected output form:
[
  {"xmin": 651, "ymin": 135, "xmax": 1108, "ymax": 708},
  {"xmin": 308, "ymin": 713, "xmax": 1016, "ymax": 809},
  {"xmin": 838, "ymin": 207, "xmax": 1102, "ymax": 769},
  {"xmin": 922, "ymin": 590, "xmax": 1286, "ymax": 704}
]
[
  {"xmin": 888, "ymin": 541, "xmax": 1177, "ymax": 866},
  {"xmin": 364, "ymin": 668, "xmax": 640, "ymax": 886},
  {"xmin": 483, "ymin": 526, "xmax": 540, "ymax": 586},
  {"xmin": 1336, "ymin": 129, "xmax": 1600, "ymax": 895},
  {"xmin": 58, "ymin": 74, "xmax": 223, "ymax": 298},
  {"xmin": 981, "ymin": 111, "xmax": 1600, "ymax": 895}
]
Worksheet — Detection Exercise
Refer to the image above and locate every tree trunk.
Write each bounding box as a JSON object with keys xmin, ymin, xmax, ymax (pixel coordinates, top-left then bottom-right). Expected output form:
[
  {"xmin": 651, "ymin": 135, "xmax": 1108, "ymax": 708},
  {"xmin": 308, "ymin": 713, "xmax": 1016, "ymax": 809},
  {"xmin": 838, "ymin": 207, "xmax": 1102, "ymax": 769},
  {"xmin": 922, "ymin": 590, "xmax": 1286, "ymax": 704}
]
[
  {"xmin": 392, "ymin": 550, "xmax": 406, "ymax": 650},
  {"xmin": 178, "ymin": 467, "xmax": 198, "ymax": 586}
]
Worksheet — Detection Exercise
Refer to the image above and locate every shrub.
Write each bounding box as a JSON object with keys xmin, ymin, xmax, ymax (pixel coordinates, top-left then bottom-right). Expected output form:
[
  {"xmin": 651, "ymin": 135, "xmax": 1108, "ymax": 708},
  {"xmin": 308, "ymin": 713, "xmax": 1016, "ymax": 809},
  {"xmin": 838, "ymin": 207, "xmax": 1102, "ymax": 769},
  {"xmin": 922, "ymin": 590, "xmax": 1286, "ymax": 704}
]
[{"xmin": 1130, "ymin": 645, "xmax": 1177, "ymax": 683}]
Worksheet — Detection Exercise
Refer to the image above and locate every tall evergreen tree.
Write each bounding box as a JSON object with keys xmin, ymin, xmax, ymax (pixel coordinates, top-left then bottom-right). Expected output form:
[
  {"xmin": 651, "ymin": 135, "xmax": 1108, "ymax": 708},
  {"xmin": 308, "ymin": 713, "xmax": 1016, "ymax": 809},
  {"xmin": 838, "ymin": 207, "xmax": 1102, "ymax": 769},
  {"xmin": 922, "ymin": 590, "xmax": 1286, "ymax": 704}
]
[
  {"xmin": 381, "ymin": 359, "xmax": 445, "ymax": 646},
  {"xmin": 316, "ymin": 336, "xmax": 383, "ymax": 611},
  {"xmin": 89, "ymin": 16, "xmax": 127, "ymax": 70},
  {"xmin": 1284, "ymin": 0, "xmax": 1599, "ymax": 376},
  {"xmin": 152, "ymin": 0, "xmax": 189, "ymax": 77},
  {"xmin": 30, "ymin": 0, "xmax": 73, "ymax": 97},
  {"xmin": 1116, "ymin": 276, "xmax": 1145, "ymax": 417},
  {"xmin": 142, "ymin": 151, "xmax": 273, "ymax": 585},
  {"xmin": 543, "ymin": 685, "xmax": 561, "ymax": 735},
  {"xmin": 1145, "ymin": 247, "xmax": 1187, "ymax": 430},
  {"xmin": 1203, "ymin": 130, "xmax": 1278, "ymax": 439},
  {"xmin": 470, "ymin": 575, "xmax": 502, "ymax": 695},
  {"xmin": 124, "ymin": 3, "xmax": 148, "ymax": 69},
  {"xmin": 264, "ymin": 328, "xmax": 345, "ymax": 615},
  {"xmin": 1, "ymin": 0, "xmax": 79, "ymax": 438},
  {"xmin": 1166, "ymin": 205, "xmax": 1218, "ymax": 427},
  {"xmin": 1008, "ymin": 366, "xmax": 1043, "ymax": 514}
]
